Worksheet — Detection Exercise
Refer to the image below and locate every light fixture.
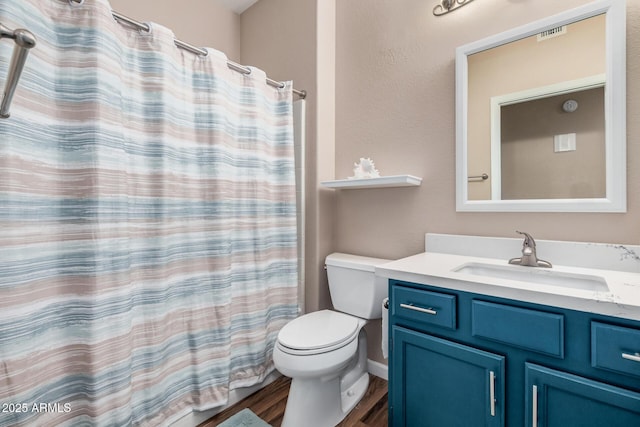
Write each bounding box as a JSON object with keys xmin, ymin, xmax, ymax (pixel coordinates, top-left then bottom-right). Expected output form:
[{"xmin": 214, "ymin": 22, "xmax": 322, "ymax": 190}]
[{"xmin": 433, "ymin": 0, "xmax": 476, "ymax": 16}]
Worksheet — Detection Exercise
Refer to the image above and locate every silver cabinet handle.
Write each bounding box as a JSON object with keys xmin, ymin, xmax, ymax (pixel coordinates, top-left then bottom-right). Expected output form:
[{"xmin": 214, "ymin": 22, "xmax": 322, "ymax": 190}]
[
  {"xmin": 399, "ymin": 303, "xmax": 437, "ymax": 315},
  {"xmin": 532, "ymin": 385, "xmax": 538, "ymax": 426},
  {"xmin": 489, "ymin": 371, "xmax": 496, "ymax": 417},
  {"xmin": 622, "ymin": 352, "xmax": 640, "ymax": 363}
]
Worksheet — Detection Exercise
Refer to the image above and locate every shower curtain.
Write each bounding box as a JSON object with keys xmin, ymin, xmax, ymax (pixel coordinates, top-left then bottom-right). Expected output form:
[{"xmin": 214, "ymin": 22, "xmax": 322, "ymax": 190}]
[{"xmin": 0, "ymin": 1, "xmax": 298, "ymax": 426}]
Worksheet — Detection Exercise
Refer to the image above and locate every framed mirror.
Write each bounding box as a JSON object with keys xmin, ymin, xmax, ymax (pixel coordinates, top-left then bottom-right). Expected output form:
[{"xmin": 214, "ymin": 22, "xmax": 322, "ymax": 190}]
[{"xmin": 455, "ymin": 0, "xmax": 626, "ymax": 212}]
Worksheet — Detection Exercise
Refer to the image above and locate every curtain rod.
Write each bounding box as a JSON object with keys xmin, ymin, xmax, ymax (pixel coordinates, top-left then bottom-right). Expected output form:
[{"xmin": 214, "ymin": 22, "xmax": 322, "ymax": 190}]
[
  {"xmin": 0, "ymin": 23, "xmax": 37, "ymax": 118},
  {"xmin": 69, "ymin": 0, "xmax": 306, "ymax": 99}
]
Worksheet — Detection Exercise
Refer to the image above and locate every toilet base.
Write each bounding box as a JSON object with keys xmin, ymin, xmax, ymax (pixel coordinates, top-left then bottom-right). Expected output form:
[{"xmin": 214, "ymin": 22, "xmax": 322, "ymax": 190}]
[
  {"xmin": 340, "ymin": 371, "xmax": 369, "ymax": 418},
  {"xmin": 281, "ymin": 371, "xmax": 369, "ymax": 427},
  {"xmin": 279, "ymin": 330, "xmax": 369, "ymax": 427}
]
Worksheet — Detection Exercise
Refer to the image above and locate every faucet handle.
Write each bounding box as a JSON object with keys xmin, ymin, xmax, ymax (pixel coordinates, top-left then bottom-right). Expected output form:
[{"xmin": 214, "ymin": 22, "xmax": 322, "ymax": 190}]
[
  {"xmin": 511, "ymin": 231, "xmax": 552, "ymax": 268},
  {"xmin": 515, "ymin": 230, "xmax": 536, "ymax": 247}
]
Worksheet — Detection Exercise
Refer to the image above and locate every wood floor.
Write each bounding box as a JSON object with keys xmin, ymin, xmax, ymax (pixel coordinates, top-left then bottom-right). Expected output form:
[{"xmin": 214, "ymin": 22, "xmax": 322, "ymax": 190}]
[{"xmin": 198, "ymin": 374, "xmax": 388, "ymax": 427}]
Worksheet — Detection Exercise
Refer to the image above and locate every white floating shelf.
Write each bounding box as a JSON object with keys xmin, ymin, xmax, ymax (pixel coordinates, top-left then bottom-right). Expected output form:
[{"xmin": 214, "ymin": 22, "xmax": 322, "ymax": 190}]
[{"xmin": 321, "ymin": 175, "xmax": 422, "ymax": 190}]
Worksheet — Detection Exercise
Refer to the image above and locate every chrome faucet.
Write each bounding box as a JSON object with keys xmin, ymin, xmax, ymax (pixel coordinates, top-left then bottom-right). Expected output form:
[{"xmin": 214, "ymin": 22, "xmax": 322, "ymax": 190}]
[{"xmin": 508, "ymin": 231, "xmax": 552, "ymax": 268}]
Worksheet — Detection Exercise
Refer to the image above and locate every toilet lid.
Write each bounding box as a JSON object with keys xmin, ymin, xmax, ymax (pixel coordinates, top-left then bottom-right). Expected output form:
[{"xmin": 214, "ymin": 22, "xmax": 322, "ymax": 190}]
[{"xmin": 278, "ymin": 310, "xmax": 359, "ymax": 351}]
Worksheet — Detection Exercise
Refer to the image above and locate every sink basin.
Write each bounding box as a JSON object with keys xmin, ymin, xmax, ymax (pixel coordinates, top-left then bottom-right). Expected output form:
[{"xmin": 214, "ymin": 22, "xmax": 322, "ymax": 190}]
[{"xmin": 453, "ymin": 262, "xmax": 609, "ymax": 292}]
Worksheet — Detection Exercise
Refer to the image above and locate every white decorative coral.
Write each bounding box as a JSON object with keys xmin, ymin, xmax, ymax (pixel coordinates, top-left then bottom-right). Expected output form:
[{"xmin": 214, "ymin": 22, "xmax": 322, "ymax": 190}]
[{"xmin": 350, "ymin": 157, "xmax": 380, "ymax": 179}]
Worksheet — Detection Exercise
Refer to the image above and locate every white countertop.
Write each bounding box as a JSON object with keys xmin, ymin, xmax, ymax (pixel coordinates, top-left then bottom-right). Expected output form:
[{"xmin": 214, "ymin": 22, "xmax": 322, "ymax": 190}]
[{"xmin": 376, "ymin": 251, "xmax": 640, "ymax": 322}]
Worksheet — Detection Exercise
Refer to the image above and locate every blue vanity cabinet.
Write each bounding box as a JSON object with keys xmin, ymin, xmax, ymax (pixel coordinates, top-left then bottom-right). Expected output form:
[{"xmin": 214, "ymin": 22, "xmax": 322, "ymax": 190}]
[
  {"xmin": 525, "ymin": 363, "xmax": 640, "ymax": 426},
  {"xmin": 391, "ymin": 326, "xmax": 505, "ymax": 426},
  {"xmin": 388, "ymin": 279, "xmax": 640, "ymax": 426}
]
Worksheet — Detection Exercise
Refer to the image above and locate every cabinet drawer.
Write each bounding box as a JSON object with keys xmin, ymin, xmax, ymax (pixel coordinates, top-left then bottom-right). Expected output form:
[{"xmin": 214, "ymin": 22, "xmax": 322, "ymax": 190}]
[
  {"xmin": 591, "ymin": 322, "xmax": 640, "ymax": 378},
  {"xmin": 472, "ymin": 300, "xmax": 564, "ymax": 358},
  {"xmin": 391, "ymin": 286, "xmax": 456, "ymax": 330}
]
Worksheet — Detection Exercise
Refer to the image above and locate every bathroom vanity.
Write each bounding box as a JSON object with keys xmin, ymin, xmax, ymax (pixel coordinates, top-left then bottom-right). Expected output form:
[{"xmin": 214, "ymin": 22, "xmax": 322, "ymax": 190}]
[{"xmin": 377, "ymin": 234, "xmax": 640, "ymax": 426}]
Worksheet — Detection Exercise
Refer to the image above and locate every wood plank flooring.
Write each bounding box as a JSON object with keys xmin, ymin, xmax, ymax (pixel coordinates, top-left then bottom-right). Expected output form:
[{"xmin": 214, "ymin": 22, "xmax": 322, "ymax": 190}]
[{"xmin": 198, "ymin": 374, "xmax": 388, "ymax": 427}]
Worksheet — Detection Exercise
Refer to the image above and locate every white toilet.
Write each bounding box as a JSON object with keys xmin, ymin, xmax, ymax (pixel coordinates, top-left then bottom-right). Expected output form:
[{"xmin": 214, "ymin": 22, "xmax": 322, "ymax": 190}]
[{"xmin": 273, "ymin": 252, "xmax": 391, "ymax": 427}]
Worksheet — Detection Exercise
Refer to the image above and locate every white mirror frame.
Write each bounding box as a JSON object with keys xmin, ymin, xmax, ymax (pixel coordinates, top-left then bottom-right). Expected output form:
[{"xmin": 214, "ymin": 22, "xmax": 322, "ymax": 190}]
[{"xmin": 455, "ymin": 0, "xmax": 626, "ymax": 212}]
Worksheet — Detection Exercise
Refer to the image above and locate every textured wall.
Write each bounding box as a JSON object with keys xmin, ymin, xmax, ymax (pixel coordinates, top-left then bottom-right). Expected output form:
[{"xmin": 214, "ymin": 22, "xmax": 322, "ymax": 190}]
[
  {"xmin": 241, "ymin": 0, "xmax": 336, "ymax": 314},
  {"xmin": 335, "ymin": 0, "xmax": 639, "ymax": 363},
  {"xmin": 109, "ymin": 0, "xmax": 241, "ymax": 61},
  {"xmin": 335, "ymin": 0, "xmax": 639, "ymax": 254}
]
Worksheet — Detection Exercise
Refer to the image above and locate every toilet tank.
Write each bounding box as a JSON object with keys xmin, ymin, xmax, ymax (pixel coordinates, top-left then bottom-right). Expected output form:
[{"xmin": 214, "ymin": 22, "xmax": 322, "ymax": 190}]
[{"xmin": 325, "ymin": 253, "xmax": 392, "ymax": 320}]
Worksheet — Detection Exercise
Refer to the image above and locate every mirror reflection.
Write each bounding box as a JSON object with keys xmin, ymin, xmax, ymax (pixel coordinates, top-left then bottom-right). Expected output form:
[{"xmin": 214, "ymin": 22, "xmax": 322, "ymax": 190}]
[
  {"xmin": 466, "ymin": 14, "xmax": 606, "ymax": 201},
  {"xmin": 456, "ymin": 0, "xmax": 626, "ymax": 212},
  {"xmin": 500, "ymin": 86, "xmax": 605, "ymax": 200}
]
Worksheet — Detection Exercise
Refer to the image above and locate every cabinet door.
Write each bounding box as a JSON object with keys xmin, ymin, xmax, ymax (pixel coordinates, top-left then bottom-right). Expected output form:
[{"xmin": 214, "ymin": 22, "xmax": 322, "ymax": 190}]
[
  {"xmin": 390, "ymin": 326, "xmax": 505, "ymax": 427},
  {"xmin": 525, "ymin": 363, "xmax": 640, "ymax": 427}
]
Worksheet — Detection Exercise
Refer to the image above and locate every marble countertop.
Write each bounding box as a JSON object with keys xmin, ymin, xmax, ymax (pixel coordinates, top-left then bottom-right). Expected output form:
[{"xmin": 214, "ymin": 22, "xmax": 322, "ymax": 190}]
[{"xmin": 376, "ymin": 251, "xmax": 640, "ymax": 322}]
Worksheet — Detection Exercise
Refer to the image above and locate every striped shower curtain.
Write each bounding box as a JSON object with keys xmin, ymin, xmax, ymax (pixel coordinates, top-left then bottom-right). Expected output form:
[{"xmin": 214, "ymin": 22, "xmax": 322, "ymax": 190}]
[{"xmin": 0, "ymin": 0, "xmax": 298, "ymax": 426}]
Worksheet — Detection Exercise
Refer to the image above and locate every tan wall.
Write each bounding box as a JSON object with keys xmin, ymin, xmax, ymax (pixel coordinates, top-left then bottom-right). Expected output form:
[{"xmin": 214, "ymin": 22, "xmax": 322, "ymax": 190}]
[
  {"xmin": 241, "ymin": 0, "xmax": 336, "ymax": 314},
  {"xmin": 335, "ymin": 0, "xmax": 639, "ymax": 249},
  {"xmin": 108, "ymin": 0, "xmax": 241, "ymax": 61},
  {"xmin": 336, "ymin": 0, "xmax": 640, "ymax": 364}
]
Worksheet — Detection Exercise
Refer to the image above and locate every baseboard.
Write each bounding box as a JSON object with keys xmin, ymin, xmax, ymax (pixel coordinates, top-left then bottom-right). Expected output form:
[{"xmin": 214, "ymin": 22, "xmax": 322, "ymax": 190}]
[{"xmin": 367, "ymin": 359, "xmax": 388, "ymax": 381}]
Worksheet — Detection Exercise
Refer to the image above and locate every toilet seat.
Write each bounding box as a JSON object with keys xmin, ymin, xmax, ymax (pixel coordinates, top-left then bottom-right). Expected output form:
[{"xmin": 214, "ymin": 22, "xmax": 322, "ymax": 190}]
[{"xmin": 277, "ymin": 310, "xmax": 360, "ymax": 355}]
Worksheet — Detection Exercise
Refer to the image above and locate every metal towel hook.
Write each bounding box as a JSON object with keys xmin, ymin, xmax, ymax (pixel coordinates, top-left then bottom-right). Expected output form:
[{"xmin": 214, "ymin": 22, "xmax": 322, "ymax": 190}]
[{"xmin": 0, "ymin": 23, "xmax": 37, "ymax": 119}]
